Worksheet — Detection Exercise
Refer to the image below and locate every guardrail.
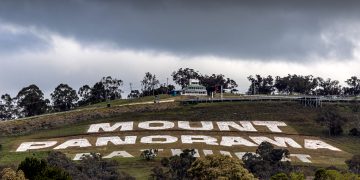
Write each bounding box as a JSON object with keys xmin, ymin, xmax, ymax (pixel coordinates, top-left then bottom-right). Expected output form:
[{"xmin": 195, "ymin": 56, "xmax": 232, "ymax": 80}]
[{"xmin": 179, "ymin": 96, "xmax": 360, "ymax": 104}]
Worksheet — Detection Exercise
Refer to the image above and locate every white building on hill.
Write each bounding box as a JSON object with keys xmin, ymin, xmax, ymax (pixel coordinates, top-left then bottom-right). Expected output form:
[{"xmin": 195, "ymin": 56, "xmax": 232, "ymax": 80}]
[{"xmin": 182, "ymin": 79, "xmax": 207, "ymax": 96}]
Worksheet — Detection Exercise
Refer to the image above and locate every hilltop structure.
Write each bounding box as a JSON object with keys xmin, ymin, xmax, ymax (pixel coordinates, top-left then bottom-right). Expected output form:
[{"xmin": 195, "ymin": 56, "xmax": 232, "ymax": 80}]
[{"xmin": 182, "ymin": 79, "xmax": 207, "ymax": 96}]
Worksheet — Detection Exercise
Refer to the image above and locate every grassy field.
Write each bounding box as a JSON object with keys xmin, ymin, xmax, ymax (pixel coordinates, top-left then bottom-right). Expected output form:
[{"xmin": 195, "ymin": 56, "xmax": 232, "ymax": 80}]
[{"xmin": 1, "ymin": 100, "xmax": 360, "ymax": 179}]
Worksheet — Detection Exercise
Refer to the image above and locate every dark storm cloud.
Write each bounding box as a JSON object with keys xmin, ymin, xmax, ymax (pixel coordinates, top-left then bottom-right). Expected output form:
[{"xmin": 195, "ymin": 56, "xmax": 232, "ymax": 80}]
[{"xmin": 0, "ymin": 0, "xmax": 360, "ymax": 60}]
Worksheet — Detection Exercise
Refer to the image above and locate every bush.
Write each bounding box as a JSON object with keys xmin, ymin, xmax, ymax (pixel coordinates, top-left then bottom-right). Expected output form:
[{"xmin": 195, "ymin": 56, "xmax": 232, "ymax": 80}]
[
  {"xmin": 150, "ymin": 149, "xmax": 197, "ymax": 180},
  {"xmin": 17, "ymin": 157, "xmax": 70, "ymax": 180},
  {"xmin": 349, "ymin": 128, "xmax": 359, "ymax": 136},
  {"xmin": 242, "ymin": 142, "xmax": 292, "ymax": 179},
  {"xmin": 346, "ymin": 155, "xmax": 360, "ymax": 174},
  {"xmin": 140, "ymin": 149, "xmax": 158, "ymax": 161},
  {"xmin": 316, "ymin": 106, "xmax": 347, "ymax": 136},
  {"xmin": 18, "ymin": 157, "xmax": 47, "ymax": 180},
  {"xmin": 0, "ymin": 168, "xmax": 26, "ymax": 180},
  {"xmin": 188, "ymin": 154, "xmax": 256, "ymax": 180},
  {"xmin": 314, "ymin": 168, "xmax": 360, "ymax": 180},
  {"xmin": 48, "ymin": 152, "xmax": 134, "ymax": 180},
  {"xmin": 314, "ymin": 168, "xmax": 327, "ymax": 180},
  {"xmin": 270, "ymin": 173, "xmax": 289, "ymax": 180},
  {"xmin": 289, "ymin": 172, "xmax": 305, "ymax": 180}
]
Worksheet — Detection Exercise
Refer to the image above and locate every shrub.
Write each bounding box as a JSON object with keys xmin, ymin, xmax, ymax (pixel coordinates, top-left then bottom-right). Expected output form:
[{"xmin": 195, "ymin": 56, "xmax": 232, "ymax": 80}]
[
  {"xmin": 140, "ymin": 149, "xmax": 158, "ymax": 161},
  {"xmin": 242, "ymin": 142, "xmax": 292, "ymax": 179},
  {"xmin": 77, "ymin": 153, "xmax": 135, "ymax": 180},
  {"xmin": 349, "ymin": 128, "xmax": 359, "ymax": 136},
  {"xmin": 188, "ymin": 154, "xmax": 256, "ymax": 180},
  {"xmin": 289, "ymin": 172, "xmax": 305, "ymax": 180},
  {"xmin": 150, "ymin": 149, "xmax": 197, "ymax": 180},
  {"xmin": 18, "ymin": 157, "xmax": 47, "ymax": 180},
  {"xmin": 316, "ymin": 106, "xmax": 347, "ymax": 136},
  {"xmin": 270, "ymin": 173, "xmax": 289, "ymax": 180},
  {"xmin": 17, "ymin": 157, "xmax": 70, "ymax": 180},
  {"xmin": 346, "ymin": 155, "xmax": 360, "ymax": 174},
  {"xmin": 0, "ymin": 168, "xmax": 26, "ymax": 180},
  {"xmin": 314, "ymin": 168, "xmax": 327, "ymax": 180}
]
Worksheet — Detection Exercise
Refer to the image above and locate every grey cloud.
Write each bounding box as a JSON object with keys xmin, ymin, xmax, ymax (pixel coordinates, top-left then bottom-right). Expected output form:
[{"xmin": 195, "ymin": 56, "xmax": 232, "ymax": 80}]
[{"xmin": 1, "ymin": 0, "xmax": 360, "ymax": 61}]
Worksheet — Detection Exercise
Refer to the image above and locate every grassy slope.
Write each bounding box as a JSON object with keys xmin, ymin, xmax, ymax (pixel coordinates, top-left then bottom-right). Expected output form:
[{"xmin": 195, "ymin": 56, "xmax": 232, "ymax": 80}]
[{"xmin": 1, "ymin": 100, "xmax": 360, "ymax": 179}]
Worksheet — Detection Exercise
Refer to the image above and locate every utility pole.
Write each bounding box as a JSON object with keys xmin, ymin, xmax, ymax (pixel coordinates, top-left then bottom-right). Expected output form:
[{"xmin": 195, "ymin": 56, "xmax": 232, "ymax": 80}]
[{"xmin": 221, "ymin": 85, "xmax": 223, "ymax": 100}]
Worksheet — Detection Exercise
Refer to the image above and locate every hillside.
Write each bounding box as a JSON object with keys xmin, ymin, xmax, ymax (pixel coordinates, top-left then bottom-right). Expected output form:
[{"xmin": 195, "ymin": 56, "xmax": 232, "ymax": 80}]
[{"xmin": 1, "ymin": 99, "xmax": 360, "ymax": 179}]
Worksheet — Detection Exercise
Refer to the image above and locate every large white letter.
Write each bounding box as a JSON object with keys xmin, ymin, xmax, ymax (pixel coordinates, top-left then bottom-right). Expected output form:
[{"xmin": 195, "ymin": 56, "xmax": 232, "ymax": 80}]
[
  {"xmin": 290, "ymin": 154, "xmax": 312, "ymax": 163},
  {"xmin": 138, "ymin": 121, "xmax": 174, "ymax": 130},
  {"xmin": 217, "ymin": 121, "xmax": 257, "ymax": 132},
  {"xmin": 140, "ymin": 135, "xmax": 178, "ymax": 144},
  {"xmin": 178, "ymin": 121, "xmax": 213, "ymax": 131},
  {"xmin": 252, "ymin": 121, "xmax": 287, "ymax": 132},
  {"xmin": 181, "ymin": 135, "xmax": 218, "ymax": 145},
  {"xmin": 250, "ymin": 136, "xmax": 302, "ymax": 148},
  {"xmin": 220, "ymin": 136, "xmax": 258, "ymax": 147},
  {"xmin": 16, "ymin": 141, "xmax": 57, "ymax": 152},
  {"xmin": 54, "ymin": 139, "xmax": 92, "ymax": 150},
  {"xmin": 96, "ymin": 136, "xmax": 137, "ymax": 146},
  {"xmin": 87, "ymin": 122, "xmax": 133, "ymax": 133},
  {"xmin": 304, "ymin": 139, "xmax": 341, "ymax": 151},
  {"xmin": 103, "ymin": 151, "xmax": 134, "ymax": 158}
]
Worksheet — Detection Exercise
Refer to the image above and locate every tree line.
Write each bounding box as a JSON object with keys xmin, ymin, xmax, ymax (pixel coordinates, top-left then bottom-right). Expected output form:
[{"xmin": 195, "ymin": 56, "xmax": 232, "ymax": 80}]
[
  {"xmin": 1, "ymin": 67, "xmax": 359, "ymax": 120},
  {"xmin": 247, "ymin": 74, "xmax": 360, "ymax": 96}
]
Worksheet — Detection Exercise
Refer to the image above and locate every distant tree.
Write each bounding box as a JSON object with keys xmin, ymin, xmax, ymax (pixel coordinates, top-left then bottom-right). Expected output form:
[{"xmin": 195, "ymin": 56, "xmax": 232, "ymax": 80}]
[
  {"xmin": 153, "ymin": 84, "xmax": 176, "ymax": 95},
  {"xmin": 78, "ymin": 85, "xmax": 92, "ymax": 106},
  {"xmin": 275, "ymin": 74, "xmax": 318, "ymax": 95},
  {"xmin": 89, "ymin": 82, "xmax": 106, "ymax": 103},
  {"xmin": 51, "ymin": 84, "xmax": 78, "ymax": 112},
  {"xmin": 248, "ymin": 75, "xmax": 274, "ymax": 95},
  {"xmin": 0, "ymin": 168, "xmax": 26, "ymax": 180},
  {"xmin": 0, "ymin": 94, "xmax": 17, "ymax": 120},
  {"xmin": 16, "ymin": 84, "xmax": 49, "ymax": 117},
  {"xmin": 344, "ymin": 76, "xmax": 360, "ymax": 96},
  {"xmin": 172, "ymin": 68, "xmax": 200, "ymax": 88},
  {"xmin": 346, "ymin": 155, "xmax": 360, "ymax": 174},
  {"xmin": 242, "ymin": 142, "xmax": 292, "ymax": 179},
  {"xmin": 127, "ymin": 90, "xmax": 140, "ymax": 99},
  {"xmin": 199, "ymin": 74, "xmax": 238, "ymax": 94},
  {"xmin": 188, "ymin": 154, "xmax": 256, "ymax": 180},
  {"xmin": 316, "ymin": 78, "xmax": 342, "ymax": 96},
  {"xmin": 316, "ymin": 106, "xmax": 347, "ymax": 136},
  {"xmin": 141, "ymin": 72, "xmax": 160, "ymax": 96},
  {"xmin": 274, "ymin": 76, "xmax": 287, "ymax": 94},
  {"xmin": 101, "ymin": 76, "xmax": 123, "ymax": 100}
]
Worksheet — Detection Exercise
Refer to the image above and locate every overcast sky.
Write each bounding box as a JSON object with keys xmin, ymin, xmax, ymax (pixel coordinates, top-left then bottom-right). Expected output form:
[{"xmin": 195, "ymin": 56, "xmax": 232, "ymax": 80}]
[{"xmin": 0, "ymin": 0, "xmax": 360, "ymax": 98}]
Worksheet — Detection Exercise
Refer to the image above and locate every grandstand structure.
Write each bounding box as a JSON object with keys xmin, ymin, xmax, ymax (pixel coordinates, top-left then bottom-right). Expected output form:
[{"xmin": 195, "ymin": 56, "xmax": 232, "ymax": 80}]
[{"xmin": 181, "ymin": 79, "xmax": 207, "ymax": 96}]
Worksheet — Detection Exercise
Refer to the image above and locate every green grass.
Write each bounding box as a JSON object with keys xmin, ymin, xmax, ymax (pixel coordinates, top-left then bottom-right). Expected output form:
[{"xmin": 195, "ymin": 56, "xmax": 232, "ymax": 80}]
[
  {"xmin": 80, "ymin": 94, "xmax": 175, "ymax": 108},
  {"xmin": 1, "ymin": 101, "xmax": 360, "ymax": 176}
]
